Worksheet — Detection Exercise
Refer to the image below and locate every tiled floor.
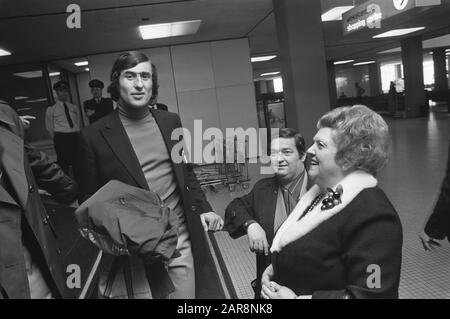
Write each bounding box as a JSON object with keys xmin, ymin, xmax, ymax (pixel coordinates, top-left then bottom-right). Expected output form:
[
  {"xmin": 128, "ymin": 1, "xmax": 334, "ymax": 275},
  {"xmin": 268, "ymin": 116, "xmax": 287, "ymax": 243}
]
[{"xmin": 206, "ymin": 107, "xmax": 450, "ymax": 299}]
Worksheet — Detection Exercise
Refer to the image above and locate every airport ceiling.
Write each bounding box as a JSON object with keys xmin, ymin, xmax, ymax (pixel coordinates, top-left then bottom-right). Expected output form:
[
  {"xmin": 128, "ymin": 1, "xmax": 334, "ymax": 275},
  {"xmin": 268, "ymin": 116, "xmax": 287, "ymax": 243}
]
[{"xmin": 1, "ymin": 0, "xmax": 450, "ymax": 78}]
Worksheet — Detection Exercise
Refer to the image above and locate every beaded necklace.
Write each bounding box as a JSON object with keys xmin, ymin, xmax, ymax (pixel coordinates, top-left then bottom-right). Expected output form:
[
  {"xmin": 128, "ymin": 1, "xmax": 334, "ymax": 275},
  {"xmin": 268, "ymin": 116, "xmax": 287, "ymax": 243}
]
[
  {"xmin": 297, "ymin": 185, "xmax": 343, "ymax": 221},
  {"xmin": 298, "ymin": 193, "xmax": 325, "ymax": 220}
]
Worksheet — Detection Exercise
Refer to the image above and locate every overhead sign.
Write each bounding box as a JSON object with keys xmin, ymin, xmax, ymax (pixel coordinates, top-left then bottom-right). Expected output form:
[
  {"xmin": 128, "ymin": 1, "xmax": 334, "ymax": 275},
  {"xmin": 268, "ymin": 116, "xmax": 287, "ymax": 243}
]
[
  {"xmin": 342, "ymin": 0, "xmax": 441, "ymax": 35},
  {"xmin": 393, "ymin": 0, "xmax": 410, "ymax": 10}
]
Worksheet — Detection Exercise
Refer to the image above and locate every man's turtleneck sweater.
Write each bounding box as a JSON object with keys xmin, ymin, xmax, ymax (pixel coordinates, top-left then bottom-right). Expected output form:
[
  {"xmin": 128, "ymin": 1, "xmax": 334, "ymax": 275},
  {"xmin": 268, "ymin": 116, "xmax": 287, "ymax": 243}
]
[{"xmin": 118, "ymin": 104, "xmax": 185, "ymax": 223}]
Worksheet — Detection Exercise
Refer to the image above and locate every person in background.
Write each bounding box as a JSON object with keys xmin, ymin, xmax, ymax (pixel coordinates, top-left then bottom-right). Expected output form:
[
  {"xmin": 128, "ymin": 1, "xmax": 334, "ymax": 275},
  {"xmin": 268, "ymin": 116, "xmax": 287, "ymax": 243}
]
[
  {"xmin": 262, "ymin": 105, "xmax": 403, "ymax": 299},
  {"xmin": 388, "ymin": 81, "xmax": 398, "ymax": 116},
  {"xmin": 1, "ymin": 101, "xmax": 78, "ymax": 299},
  {"xmin": 83, "ymin": 79, "xmax": 114, "ymax": 124},
  {"xmin": 45, "ymin": 81, "xmax": 87, "ymax": 175},
  {"xmin": 419, "ymin": 140, "xmax": 450, "ymax": 250},
  {"xmin": 225, "ymin": 128, "xmax": 310, "ymax": 298},
  {"xmin": 355, "ymin": 82, "xmax": 365, "ymax": 98}
]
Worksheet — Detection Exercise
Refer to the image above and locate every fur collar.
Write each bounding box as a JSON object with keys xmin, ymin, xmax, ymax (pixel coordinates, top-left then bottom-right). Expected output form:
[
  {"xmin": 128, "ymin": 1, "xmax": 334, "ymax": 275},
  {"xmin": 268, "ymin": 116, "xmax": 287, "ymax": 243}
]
[{"xmin": 270, "ymin": 170, "xmax": 377, "ymax": 253}]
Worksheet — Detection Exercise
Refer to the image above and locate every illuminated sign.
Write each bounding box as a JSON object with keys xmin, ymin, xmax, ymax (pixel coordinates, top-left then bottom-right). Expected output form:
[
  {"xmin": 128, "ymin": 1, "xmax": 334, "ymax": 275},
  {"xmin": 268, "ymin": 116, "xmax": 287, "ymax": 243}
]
[
  {"xmin": 343, "ymin": 0, "xmax": 441, "ymax": 35},
  {"xmin": 345, "ymin": 4, "xmax": 382, "ymax": 33},
  {"xmin": 393, "ymin": 0, "xmax": 409, "ymax": 10}
]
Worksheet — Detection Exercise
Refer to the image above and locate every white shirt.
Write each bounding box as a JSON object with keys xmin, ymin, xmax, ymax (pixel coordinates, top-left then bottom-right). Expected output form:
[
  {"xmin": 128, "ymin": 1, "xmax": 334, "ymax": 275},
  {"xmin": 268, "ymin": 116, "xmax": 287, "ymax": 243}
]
[{"xmin": 45, "ymin": 101, "xmax": 84, "ymax": 136}]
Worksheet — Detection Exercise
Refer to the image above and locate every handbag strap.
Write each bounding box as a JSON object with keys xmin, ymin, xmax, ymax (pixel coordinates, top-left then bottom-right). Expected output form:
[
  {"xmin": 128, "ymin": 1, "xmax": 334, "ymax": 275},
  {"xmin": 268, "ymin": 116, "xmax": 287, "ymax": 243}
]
[
  {"xmin": 103, "ymin": 256, "xmax": 134, "ymax": 299},
  {"xmin": 122, "ymin": 256, "xmax": 134, "ymax": 299},
  {"xmin": 143, "ymin": 257, "xmax": 175, "ymax": 299},
  {"xmin": 102, "ymin": 257, "xmax": 121, "ymax": 298},
  {"xmin": 0, "ymin": 282, "xmax": 9, "ymax": 299}
]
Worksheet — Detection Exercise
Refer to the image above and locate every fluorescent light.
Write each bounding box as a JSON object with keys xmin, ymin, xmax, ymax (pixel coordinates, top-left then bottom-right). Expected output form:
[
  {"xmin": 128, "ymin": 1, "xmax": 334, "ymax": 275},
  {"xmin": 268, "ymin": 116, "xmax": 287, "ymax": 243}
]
[
  {"xmin": 373, "ymin": 27, "xmax": 425, "ymax": 38},
  {"xmin": 446, "ymin": 48, "xmax": 450, "ymax": 52},
  {"xmin": 260, "ymin": 72, "xmax": 280, "ymax": 76},
  {"xmin": 74, "ymin": 61, "xmax": 88, "ymax": 66},
  {"xmin": 139, "ymin": 20, "xmax": 201, "ymax": 40},
  {"xmin": 334, "ymin": 59, "xmax": 354, "ymax": 65},
  {"xmin": 353, "ymin": 61, "xmax": 376, "ymax": 66},
  {"xmin": 13, "ymin": 71, "xmax": 43, "ymax": 78},
  {"xmin": 26, "ymin": 98, "xmax": 47, "ymax": 103},
  {"xmin": 0, "ymin": 48, "xmax": 11, "ymax": 56},
  {"xmin": 85, "ymin": 68, "xmax": 90, "ymax": 71},
  {"xmin": 14, "ymin": 96, "xmax": 28, "ymax": 100},
  {"xmin": 49, "ymin": 72, "xmax": 60, "ymax": 77},
  {"xmin": 321, "ymin": 6, "xmax": 354, "ymax": 21},
  {"xmin": 377, "ymin": 47, "xmax": 401, "ymax": 54},
  {"xmin": 251, "ymin": 55, "xmax": 277, "ymax": 62}
]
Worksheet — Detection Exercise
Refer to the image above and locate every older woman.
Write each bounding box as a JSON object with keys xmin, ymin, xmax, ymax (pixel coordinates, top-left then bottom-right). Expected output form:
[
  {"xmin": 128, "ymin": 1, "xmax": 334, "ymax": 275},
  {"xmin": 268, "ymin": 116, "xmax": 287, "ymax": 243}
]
[{"xmin": 261, "ymin": 105, "xmax": 403, "ymax": 299}]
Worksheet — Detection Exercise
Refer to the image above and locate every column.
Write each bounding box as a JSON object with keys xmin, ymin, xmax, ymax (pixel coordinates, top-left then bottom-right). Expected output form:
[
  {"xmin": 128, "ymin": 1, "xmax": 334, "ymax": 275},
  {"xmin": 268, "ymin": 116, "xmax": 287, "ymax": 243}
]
[
  {"xmin": 327, "ymin": 61, "xmax": 338, "ymax": 108},
  {"xmin": 401, "ymin": 36, "xmax": 426, "ymax": 117},
  {"xmin": 273, "ymin": 0, "xmax": 330, "ymax": 144},
  {"xmin": 368, "ymin": 62, "xmax": 381, "ymax": 96},
  {"xmin": 433, "ymin": 48, "xmax": 448, "ymax": 91}
]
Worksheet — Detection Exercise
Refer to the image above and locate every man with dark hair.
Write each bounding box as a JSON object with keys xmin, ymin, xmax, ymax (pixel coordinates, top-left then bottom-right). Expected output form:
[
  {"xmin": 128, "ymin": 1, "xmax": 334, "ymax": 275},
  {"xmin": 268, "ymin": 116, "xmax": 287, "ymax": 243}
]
[
  {"xmin": 84, "ymin": 79, "xmax": 114, "ymax": 124},
  {"xmin": 76, "ymin": 51, "xmax": 225, "ymax": 299},
  {"xmin": 45, "ymin": 81, "xmax": 86, "ymax": 175},
  {"xmin": 225, "ymin": 127, "xmax": 310, "ymax": 298},
  {"xmin": 1, "ymin": 101, "xmax": 78, "ymax": 299}
]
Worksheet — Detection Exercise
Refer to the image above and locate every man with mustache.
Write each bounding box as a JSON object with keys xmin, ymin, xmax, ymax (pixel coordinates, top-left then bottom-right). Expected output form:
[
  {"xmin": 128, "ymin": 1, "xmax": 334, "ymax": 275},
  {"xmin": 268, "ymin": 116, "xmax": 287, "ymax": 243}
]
[{"xmin": 224, "ymin": 128, "xmax": 310, "ymax": 298}]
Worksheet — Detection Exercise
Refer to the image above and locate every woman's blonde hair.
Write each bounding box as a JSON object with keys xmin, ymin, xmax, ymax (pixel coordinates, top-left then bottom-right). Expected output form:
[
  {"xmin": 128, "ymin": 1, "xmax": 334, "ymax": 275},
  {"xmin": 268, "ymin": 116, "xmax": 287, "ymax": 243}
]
[{"xmin": 317, "ymin": 105, "xmax": 390, "ymax": 175}]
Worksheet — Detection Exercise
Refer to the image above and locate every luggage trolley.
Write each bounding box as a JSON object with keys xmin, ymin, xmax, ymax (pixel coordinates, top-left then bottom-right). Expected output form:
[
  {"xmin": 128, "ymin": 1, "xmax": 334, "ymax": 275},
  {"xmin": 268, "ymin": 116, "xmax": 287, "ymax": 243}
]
[{"xmin": 193, "ymin": 136, "xmax": 250, "ymax": 192}]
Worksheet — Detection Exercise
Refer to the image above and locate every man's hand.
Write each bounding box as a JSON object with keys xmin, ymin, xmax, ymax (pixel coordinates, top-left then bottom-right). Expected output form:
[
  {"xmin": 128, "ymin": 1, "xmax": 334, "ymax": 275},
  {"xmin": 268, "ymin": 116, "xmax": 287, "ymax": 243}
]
[
  {"xmin": 261, "ymin": 264, "xmax": 274, "ymax": 290},
  {"xmin": 247, "ymin": 223, "xmax": 269, "ymax": 256},
  {"xmin": 419, "ymin": 231, "xmax": 442, "ymax": 251},
  {"xmin": 200, "ymin": 212, "xmax": 224, "ymax": 232},
  {"xmin": 261, "ymin": 281, "xmax": 297, "ymax": 299},
  {"xmin": 20, "ymin": 115, "xmax": 36, "ymax": 129}
]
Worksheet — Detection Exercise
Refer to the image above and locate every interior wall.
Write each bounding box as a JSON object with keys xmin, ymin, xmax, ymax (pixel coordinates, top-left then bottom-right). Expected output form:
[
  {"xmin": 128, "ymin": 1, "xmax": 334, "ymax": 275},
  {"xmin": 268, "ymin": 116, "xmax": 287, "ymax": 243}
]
[
  {"xmin": 87, "ymin": 38, "xmax": 258, "ymax": 148},
  {"xmin": 76, "ymin": 71, "xmax": 92, "ymax": 107}
]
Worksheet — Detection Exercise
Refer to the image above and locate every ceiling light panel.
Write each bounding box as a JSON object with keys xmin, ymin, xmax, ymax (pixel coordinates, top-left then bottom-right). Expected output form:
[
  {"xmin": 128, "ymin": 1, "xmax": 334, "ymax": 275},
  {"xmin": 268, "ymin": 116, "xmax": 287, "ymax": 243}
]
[
  {"xmin": 334, "ymin": 59, "xmax": 354, "ymax": 65},
  {"xmin": 139, "ymin": 20, "xmax": 201, "ymax": 40},
  {"xmin": 251, "ymin": 55, "xmax": 277, "ymax": 62},
  {"xmin": 373, "ymin": 27, "xmax": 425, "ymax": 38},
  {"xmin": 321, "ymin": 6, "xmax": 354, "ymax": 22}
]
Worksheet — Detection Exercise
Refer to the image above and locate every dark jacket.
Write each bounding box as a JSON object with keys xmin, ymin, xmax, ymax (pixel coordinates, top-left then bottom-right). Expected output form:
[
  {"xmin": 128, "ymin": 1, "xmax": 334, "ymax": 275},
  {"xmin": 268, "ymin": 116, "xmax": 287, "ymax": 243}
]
[
  {"xmin": 75, "ymin": 109, "xmax": 225, "ymax": 298},
  {"xmin": 425, "ymin": 140, "xmax": 450, "ymax": 242},
  {"xmin": 224, "ymin": 177, "xmax": 278, "ymax": 297},
  {"xmin": 225, "ymin": 176, "xmax": 311, "ymax": 298},
  {"xmin": 0, "ymin": 101, "xmax": 78, "ymax": 299},
  {"xmin": 83, "ymin": 97, "xmax": 114, "ymax": 124},
  {"xmin": 273, "ymin": 187, "xmax": 403, "ymax": 299}
]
